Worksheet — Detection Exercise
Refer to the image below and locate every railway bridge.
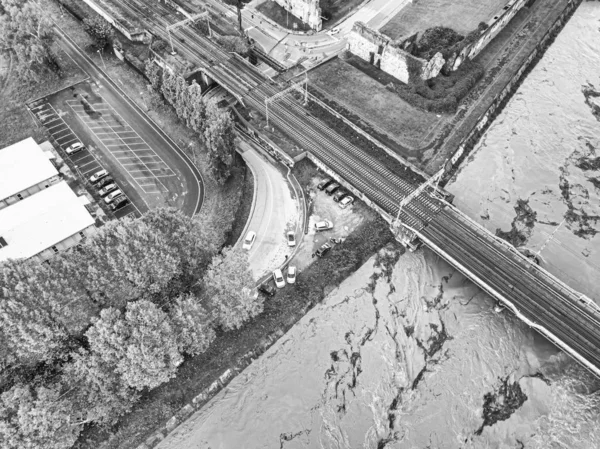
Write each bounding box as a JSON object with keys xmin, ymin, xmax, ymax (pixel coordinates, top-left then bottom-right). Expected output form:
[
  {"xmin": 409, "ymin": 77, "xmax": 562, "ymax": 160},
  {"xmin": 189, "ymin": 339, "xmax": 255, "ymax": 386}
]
[{"xmin": 111, "ymin": 0, "xmax": 600, "ymax": 377}]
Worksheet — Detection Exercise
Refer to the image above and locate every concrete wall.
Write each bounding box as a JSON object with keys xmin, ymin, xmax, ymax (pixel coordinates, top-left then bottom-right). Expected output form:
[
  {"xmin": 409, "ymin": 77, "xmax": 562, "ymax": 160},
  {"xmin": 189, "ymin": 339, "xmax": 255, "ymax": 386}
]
[
  {"xmin": 32, "ymin": 224, "xmax": 96, "ymax": 263},
  {"xmin": 347, "ymin": 22, "xmax": 437, "ymax": 84},
  {"xmin": 81, "ymin": 0, "xmax": 147, "ymax": 42},
  {"xmin": 272, "ymin": 0, "xmax": 322, "ymax": 31},
  {"xmin": 0, "ymin": 175, "xmax": 61, "ymax": 210}
]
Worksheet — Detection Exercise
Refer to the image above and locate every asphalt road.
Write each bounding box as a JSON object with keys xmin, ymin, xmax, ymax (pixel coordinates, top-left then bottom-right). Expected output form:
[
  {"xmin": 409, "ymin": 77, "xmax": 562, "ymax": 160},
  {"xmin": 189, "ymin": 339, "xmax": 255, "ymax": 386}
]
[
  {"xmin": 53, "ymin": 24, "xmax": 204, "ymax": 217},
  {"xmin": 237, "ymin": 140, "xmax": 299, "ymax": 280}
]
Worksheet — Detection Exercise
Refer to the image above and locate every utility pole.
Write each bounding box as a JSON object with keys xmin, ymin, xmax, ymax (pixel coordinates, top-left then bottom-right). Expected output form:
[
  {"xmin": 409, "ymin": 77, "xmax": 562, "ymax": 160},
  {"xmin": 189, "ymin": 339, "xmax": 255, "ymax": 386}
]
[
  {"xmin": 393, "ymin": 168, "xmax": 444, "ymax": 232},
  {"xmin": 97, "ymin": 49, "xmax": 106, "ymax": 71},
  {"xmin": 237, "ymin": 0, "xmax": 243, "ymax": 34},
  {"xmin": 264, "ymin": 78, "xmax": 307, "ymax": 128},
  {"xmin": 536, "ymin": 218, "xmax": 566, "ymax": 257}
]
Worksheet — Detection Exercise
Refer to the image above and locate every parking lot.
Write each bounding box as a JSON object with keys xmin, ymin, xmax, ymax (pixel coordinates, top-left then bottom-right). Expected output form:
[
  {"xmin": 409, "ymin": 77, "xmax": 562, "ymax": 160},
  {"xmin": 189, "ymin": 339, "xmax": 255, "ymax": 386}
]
[
  {"xmin": 28, "ymin": 98, "xmax": 140, "ymax": 219},
  {"xmin": 65, "ymin": 97, "xmax": 176, "ymax": 196}
]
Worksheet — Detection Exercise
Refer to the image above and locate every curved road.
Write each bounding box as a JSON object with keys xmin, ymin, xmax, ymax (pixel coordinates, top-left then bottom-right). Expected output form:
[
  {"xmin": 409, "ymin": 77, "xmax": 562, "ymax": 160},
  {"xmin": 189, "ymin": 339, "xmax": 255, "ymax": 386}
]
[
  {"xmin": 237, "ymin": 140, "xmax": 299, "ymax": 280},
  {"xmin": 53, "ymin": 24, "xmax": 204, "ymax": 217}
]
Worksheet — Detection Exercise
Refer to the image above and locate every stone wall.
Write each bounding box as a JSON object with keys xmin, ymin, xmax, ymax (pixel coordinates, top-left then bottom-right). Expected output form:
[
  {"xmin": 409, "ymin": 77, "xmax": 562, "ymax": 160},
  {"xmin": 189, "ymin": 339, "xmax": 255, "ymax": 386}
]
[
  {"xmin": 347, "ymin": 22, "xmax": 439, "ymax": 84},
  {"xmin": 453, "ymin": 0, "xmax": 529, "ymax": 69},
  {"xmin": 272, "ymin": 0, "xmax": 322, "ymax": 31}
]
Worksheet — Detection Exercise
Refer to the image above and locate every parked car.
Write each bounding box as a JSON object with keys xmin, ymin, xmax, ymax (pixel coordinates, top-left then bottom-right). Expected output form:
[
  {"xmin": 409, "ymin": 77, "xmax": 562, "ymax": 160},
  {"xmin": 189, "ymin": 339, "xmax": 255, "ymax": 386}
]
[
  {"xmin": 98, "ymin": 183, "xmax": 118, "ymax": 197},
  {"xmin": 315, "ymin": 243, "xmax": 332, "ymax": 257},
  {"xmin": 286, "ymin": 266, "xmax": 296, "ymax": 284},
  {"xmin": 65, "ymin": 141, "xmax": 84, "ymax": 155},
  {"xmin": 314, "ymin": 219, "xmax": 333, "ymax": 232},
  {"xmin": 273, "ymin": 269, "xmax": 285, "ymax": 288},
  {"xmin": 325, "ymin": 183, "xmax": 340, "ymax": 195},
  {"xmin": 90, "ymin": 169, "xmax": 109, "ymax": 184},
  {"xmin": 327, "ymin": 27, "xmax": 340, "ymax": 35},
  {"xmin": 258, "ymin": 282, "xmax": 276, "ymax": 297},
  {"xmin": 95, "ymin": 176, "xmax": 114, "ymax": 189},
  {"xmin": 243, "ymin": 231, "xmax": 256, "ymax": 250},
  {"xmin": 286, "ymin": 230, "xmax": 296, "ymax": 247},
  {"xmin": 104, "ymin": 189, "xmax": 123, "ymax": 204},
  {"xmin": 317, "ymin": 178, "xmax": 333, "ymax": 190},
  {"xmin": 333, "ymin": 189, "xmax": 348, "ymax": 202},
  {"xmin": 339, "ymin": 195, "xmax": 354, "ymax": 209},
  {"xmin": 109, "ymin": 195, "xmax": 128, "ymax": 211}
]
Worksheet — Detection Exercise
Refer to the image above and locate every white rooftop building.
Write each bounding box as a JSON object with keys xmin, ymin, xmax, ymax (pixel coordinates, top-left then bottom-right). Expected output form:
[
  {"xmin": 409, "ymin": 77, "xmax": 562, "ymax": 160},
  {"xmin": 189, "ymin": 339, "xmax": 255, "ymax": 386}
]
[
  {"xmin": 0, "ymin": 137, "xmax": 61, "ymax": 209},
  {"xmin": 0, "ymin": 181, "xmax": 97, "ymax": 263}
]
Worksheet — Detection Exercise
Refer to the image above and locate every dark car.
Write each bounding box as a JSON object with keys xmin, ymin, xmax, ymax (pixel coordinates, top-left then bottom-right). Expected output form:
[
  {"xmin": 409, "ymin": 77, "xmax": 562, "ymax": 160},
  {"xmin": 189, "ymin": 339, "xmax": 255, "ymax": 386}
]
[
  {"xmin": 325, "ymin": 183, "xmax": 340, "ymax": 195},
  {"xmin": 95, "ymin": 176, "xmax": 114, "ymax": 190},
  {"xmin": 333, "ymin": 189, "xmax": 348, "ymax": 202},
  {"xmin": 315, "ymin": 243, "xmax": 332, "ymax": 257},
  {"xmin": 109, "ymin": 195, "xmax": 128, "ymax": 211},
  {"xmin": 258, "ymin": 281, "xmax": 276, "ymax": 297},
  {"xmin": 317, "ymin": 178, "xmax": 333, "ymax": 190}
]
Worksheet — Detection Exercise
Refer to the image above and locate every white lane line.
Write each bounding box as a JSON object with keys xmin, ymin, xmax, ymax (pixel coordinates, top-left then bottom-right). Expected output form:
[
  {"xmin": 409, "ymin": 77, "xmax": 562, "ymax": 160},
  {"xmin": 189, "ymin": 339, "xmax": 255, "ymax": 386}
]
[{"xmin": 77, "ymin": 159, "xmax": 100, "ymax": 170}]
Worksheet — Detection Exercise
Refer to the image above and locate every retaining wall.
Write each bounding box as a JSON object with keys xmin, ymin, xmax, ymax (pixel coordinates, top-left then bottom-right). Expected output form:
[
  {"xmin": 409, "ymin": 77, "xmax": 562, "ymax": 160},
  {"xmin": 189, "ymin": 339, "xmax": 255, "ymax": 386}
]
[{"xmin": 445, "ymin": 0, "xmax": 582, "ymax": 178}]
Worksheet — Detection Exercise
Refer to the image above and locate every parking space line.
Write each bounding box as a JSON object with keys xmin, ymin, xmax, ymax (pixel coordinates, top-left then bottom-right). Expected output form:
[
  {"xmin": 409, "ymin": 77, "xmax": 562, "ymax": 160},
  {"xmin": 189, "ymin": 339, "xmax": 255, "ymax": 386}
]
[{"xmin": 66, "ymin": 98, "xmax": 176, "ymax": 195}]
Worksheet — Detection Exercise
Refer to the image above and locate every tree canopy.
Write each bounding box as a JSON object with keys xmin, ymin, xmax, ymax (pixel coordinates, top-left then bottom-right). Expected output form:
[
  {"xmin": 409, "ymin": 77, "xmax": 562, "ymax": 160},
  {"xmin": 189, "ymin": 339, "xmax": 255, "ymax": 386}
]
[
  {"xmin": 204, "ymin": 246, "xmax": 261, "ymax": 330},
  {"xmin": 0, "ymin": 0, "xmax": 58, "ymax": 80},
  {"xmin": 82, "ymin": 16, "xmax": 113, "ymax": 49}
]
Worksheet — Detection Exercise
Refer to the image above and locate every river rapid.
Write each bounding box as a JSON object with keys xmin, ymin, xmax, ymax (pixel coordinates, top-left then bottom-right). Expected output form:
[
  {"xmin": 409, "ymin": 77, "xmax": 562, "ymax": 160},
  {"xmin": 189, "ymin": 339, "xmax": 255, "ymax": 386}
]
[{"xmin": 157, "ymin": 4, "xmax": 600, "ymax": 449}]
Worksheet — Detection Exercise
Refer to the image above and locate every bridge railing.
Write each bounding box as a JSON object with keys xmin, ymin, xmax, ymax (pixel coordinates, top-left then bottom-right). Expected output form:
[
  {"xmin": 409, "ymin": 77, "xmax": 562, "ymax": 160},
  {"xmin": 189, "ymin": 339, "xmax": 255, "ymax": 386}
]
[{"xmin": 435, "ymin": 196, "xmax": 600, "ymax": 314}]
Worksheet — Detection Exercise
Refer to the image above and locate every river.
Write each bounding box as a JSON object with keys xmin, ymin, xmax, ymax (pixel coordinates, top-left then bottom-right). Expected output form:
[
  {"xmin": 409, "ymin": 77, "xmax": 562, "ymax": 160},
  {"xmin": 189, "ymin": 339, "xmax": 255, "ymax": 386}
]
[{"xmin": 156, "ymin": 3, "xmax": 600, "ymax": 448}]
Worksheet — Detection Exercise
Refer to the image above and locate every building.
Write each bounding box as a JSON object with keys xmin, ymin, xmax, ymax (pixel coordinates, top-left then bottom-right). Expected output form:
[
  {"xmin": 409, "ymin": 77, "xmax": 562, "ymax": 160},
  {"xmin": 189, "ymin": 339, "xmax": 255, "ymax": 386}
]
[
  {"xmin": 0, "ymin": 182, "xmax": 96, "ymax": 263},
  {"xmin": 0, "ymin": 137, "xmax": 61, "ymax": 210}
]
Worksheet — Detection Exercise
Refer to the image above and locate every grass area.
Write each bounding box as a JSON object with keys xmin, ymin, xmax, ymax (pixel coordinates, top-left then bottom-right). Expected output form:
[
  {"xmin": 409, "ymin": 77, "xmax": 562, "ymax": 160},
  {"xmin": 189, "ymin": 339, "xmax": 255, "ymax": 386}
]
[
  {"xmin": 381, "ymin": 0, "xmax": 506, "ymax": 39},
  {"xmin": 256, "ymin": 1, "xmax": 312, "ymax": 31},
  {"xmin": 79, "ymin": 160, "xmax": 396, "ymax": 449},
  {"xmin": 309, "ymin": 56, "xmax": 444, "ymax": 152},
  {"xmin": 224, "ymin": 154, "xmax": 255, "ymax": 247},
  {"xmin": 300, "ymin": 91, "xmax": 425, "ymax": 184}
]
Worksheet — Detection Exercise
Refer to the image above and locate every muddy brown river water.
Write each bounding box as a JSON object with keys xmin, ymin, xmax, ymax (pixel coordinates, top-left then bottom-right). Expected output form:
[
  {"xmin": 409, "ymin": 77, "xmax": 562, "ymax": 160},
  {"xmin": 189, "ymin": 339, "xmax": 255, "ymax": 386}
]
[{"xmin": 156, "ymin": 4, "xmax": 600, "ymax": 448}]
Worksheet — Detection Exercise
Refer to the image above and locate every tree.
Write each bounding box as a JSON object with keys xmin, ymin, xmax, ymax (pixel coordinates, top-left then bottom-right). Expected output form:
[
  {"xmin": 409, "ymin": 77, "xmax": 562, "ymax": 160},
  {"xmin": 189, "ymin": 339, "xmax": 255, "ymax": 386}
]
[
  {"xmin": 77, "ymin": 208, "xmax": 211, "ymax": 306},
  {"xmin": 86, "ymin": 301, "xmax": 183, "ymax": 390},
  {"xmin": 0, "ymin": 384, "xmax": 79, "ymax": 449},
  {"xmin": 204, "ymin": 99, "xmax": 236, "ymax": 184},
  {"xmin": 204, "ymin": 246, "xmax": 261, "ymax": 330},
  {"xmin": 0, "ymin": 256, "xmax": 96, "ymax": 366},
  {"xmin": 0, "ymin": 0, "xmax": 58, "ymax": 80},
  {"xmin": 65, "ymin": 349, "xmax": 139, "ymax": 425},
  {"xmin": 169, "ymin": 294, "xmax": 215, "ymax": 355},
  {"xmin": 144, "ymin": 58, "xmax": 163, "ymax": 93},
  {"xmin": 82, "ymin": 16, "xmax": 113, "ymax": 49},
  {"xmin": 217, "ymin": 35, "xmax": 249, "ymax": 55}
]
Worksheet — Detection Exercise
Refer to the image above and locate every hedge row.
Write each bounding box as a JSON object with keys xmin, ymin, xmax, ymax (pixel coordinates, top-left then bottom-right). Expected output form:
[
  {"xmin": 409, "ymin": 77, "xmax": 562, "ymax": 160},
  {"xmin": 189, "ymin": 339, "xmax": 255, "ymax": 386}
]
[{"xmin": 389, "ymin": 60, "xmax": 484, "ymax": 114}]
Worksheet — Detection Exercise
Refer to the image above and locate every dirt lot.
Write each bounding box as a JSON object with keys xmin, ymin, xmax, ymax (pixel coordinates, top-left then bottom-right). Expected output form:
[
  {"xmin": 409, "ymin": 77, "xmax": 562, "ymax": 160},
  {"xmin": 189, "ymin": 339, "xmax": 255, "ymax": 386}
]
[
  {"xmin": 294, "ymin": 173, "xmax": 377, "ymax": 270},
  {"xmin": 381, "ymin": 0, "xmax": 507, "ymax": 39},
  {"xmin": 309, "ymin": 56, "xmax": 444, "ymax": 153}
]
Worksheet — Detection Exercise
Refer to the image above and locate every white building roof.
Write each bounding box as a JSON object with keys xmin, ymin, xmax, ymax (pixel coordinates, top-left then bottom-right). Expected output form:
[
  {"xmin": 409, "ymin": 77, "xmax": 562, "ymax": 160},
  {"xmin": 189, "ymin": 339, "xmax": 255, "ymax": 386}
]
[
  {"xmin": 0, "ymin": 182, "xmax": 96, "ymax": 262},
  {"xmin": 0, "ymin": 137, "xmax": 59, "ymax": 201}
]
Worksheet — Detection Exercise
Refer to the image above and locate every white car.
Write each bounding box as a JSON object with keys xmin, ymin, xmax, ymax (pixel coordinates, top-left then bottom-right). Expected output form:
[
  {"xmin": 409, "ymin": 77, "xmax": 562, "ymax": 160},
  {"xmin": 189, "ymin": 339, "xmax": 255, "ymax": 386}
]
[
  {"xmin": 273, "ymin": 269, "xmax": 285, "ymax": 288},
  {"xmin": 286, "ymin": 266, "xmax": 296, "ymax": 284},
  {"xmin": 286, "ymin": 231, "xmax": 296, "ymax": 247},
  {"xmin": 339, "ymin": 196, "xmax": 354, "ymax": 209},
  {"xmin": 327, "ymin": 27, "xmax": 340, "ymax": 36},
  {"xmin": 242, "ymin": 231, "xmax": 256, "ymax": 250},
  {"xmin": 90, "ymin": 169, "xmax": 108, "ymax": 184},
  {"xmin": 65, "ymin": 141, "xmax": 84, "ymax": 155},
  {"xmin": 104, "ymin": 189, "xmax": 123, "ymax": 204},
  {"xmin": 314, "ymin": 219, "xmax": 333, "ymax": 232},
  {"xmin": 98, "ymin": 183, "xmax": 117, "ymax": 197}
]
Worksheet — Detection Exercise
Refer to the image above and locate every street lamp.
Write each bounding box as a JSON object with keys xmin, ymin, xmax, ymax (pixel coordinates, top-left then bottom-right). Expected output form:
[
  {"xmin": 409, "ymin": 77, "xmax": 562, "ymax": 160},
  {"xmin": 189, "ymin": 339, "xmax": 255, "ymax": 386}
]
[{"xmin": 97, "ymin": 48, "xmax": 106, "ymax": 71}]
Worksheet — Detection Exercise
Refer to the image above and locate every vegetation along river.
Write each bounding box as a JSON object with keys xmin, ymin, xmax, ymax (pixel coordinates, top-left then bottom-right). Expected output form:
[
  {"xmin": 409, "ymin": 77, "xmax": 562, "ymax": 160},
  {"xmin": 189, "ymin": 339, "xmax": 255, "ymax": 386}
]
[{"xmin": 157, "ymin": 3, "xmax": 600, "ymax": 448}]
